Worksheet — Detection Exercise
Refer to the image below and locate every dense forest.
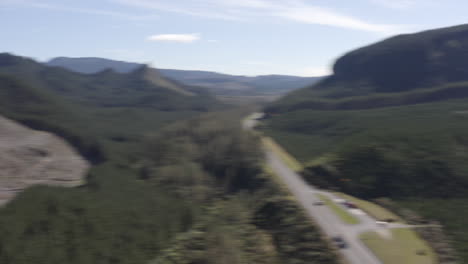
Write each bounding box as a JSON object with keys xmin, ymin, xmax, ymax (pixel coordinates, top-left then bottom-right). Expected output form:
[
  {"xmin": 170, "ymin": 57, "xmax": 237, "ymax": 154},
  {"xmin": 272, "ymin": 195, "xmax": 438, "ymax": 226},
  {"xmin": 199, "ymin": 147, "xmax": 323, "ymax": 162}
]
[{"xmin": 0, "ymin": 112, "xmax": 338, "ymax": 264}]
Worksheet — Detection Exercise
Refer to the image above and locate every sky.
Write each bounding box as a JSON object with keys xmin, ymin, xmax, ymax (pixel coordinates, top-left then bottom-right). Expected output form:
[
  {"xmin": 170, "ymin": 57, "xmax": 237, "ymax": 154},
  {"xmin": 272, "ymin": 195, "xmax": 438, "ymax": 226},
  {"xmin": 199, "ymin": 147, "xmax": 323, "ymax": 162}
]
[{"xmin": 1, "ymin": 0, "xmax": 468, "ymax": 76}]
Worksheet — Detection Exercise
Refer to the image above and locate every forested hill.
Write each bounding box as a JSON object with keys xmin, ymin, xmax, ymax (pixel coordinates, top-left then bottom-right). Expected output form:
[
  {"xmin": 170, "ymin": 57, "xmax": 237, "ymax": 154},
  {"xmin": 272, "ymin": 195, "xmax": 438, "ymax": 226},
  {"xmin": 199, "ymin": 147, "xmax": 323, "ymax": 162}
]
[
  {"xmin": 268, "ymin": 24, "xmax": 468, "ymax": 112},
  {"xmin": 332, "ymin": 24, "xmax": 468, "ymax": 93},
  {"xmin": 0, "ymin": 53, "xmax": 221, "ymax": 111}
]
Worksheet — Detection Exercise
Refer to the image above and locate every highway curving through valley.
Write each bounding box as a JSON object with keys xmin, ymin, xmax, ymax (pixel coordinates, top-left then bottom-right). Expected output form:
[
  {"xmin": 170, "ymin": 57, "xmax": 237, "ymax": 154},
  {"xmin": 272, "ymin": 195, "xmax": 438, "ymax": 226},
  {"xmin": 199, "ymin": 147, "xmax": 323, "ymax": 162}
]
[{"xmin": 244, "ymin": 113, "xmax": 395, "ymax": 264}]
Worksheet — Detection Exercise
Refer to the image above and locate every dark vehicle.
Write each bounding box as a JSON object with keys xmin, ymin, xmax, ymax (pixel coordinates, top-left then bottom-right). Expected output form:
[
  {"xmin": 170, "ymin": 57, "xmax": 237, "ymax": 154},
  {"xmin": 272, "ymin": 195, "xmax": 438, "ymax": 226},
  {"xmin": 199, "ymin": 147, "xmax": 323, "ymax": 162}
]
[
  {"xmin": 313, "ymin": 201, "xmax": 324, "ymax": 206},
  {"xmin": 343, "ymin": 201, "xmax": 357, "ymax": 209},
  {"xmin": 332, "ymin": 236, "xmax": 348, "ymax": 249}
]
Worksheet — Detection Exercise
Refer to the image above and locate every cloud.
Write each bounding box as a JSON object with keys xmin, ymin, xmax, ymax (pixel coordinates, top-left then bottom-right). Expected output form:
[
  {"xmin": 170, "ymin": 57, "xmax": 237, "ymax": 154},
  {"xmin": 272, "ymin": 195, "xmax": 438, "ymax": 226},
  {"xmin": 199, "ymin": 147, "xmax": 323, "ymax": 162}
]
[
  {"xmin": 113, "ymin": 0, "xmax": 406, "ymax": 34},
  {"xmin": 147, "ymin": 33, "xmax": 200, "ymax": 43},
  {"xmin": 112, "ymin": 0, "xmax": 244, "ymax": 21},
  {"xmin": 275, "ymin": 5, "xmax": 397, "ymax": 33},
  {"xmin": 0, "ymin": 0, "xmax": 158, "ymax": 21}
]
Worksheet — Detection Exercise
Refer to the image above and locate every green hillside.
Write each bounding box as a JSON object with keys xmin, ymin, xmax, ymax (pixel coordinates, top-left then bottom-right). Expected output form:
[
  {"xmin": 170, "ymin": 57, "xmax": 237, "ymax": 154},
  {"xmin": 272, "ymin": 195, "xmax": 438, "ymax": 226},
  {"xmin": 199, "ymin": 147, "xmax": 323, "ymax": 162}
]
[
  {"xmin": 262, "ymin": 24, "xmax": 468, "ymax": 263},
  {"xmin": 264, "ymin": 99, "xmax": 468, "ymax": 196},
  {"xmin": 263, "ymin": 97, "xmax": 468, "ymax": 262}
]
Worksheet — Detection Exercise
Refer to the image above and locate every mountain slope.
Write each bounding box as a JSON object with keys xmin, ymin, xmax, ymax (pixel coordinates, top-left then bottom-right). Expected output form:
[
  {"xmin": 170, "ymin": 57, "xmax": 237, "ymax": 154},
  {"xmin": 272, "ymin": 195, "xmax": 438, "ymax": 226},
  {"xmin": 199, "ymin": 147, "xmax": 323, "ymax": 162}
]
[
  {"xmin": 46, "ymin": 57, "xmax": 322, "ymax": 96},
  {"xmin": 331, "ymin": 24, "xmax": 468, "ymax": 93},
  {"xmin": 0, "ymin": 53, "xmax": 226, "ymax": 163},
  {"xmin": 268, "ymin": 24, "xmax": 468, "ymax": 113}
]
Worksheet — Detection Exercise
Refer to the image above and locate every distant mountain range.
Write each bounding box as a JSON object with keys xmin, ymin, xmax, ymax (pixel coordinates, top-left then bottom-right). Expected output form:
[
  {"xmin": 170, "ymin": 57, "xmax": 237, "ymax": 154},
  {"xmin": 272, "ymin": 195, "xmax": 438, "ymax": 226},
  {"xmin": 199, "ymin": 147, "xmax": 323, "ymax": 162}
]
[
  {"xmin": 47, "ymin": 57, "xmax": 323, "ymax": 96},
  {"xmin": 1, "ymin": 53, "xmax": 219, "ymax": 111}
]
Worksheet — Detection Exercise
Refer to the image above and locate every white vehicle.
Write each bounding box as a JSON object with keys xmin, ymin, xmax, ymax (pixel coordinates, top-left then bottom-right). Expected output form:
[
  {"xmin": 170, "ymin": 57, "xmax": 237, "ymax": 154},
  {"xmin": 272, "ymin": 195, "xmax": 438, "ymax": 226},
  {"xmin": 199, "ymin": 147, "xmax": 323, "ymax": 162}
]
[{"xmin": 376, "ymin": 221, "xmax": 389, "ymax": 227}]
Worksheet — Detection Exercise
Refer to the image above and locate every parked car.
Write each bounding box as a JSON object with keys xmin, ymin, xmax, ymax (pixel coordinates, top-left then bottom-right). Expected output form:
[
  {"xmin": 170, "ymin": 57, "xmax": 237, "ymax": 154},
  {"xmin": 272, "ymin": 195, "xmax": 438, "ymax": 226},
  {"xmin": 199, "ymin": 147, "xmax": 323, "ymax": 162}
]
[
  {"xmin": 376, "ymin": 221, "xmax": 389, "ymax": 227},
  {"xmin": 313, "ymin": 201, "xmax": 324, "ymax": 206},
  {"xmin": 332, "ymin": 236, "xmax": 348, "ymax": 249}
]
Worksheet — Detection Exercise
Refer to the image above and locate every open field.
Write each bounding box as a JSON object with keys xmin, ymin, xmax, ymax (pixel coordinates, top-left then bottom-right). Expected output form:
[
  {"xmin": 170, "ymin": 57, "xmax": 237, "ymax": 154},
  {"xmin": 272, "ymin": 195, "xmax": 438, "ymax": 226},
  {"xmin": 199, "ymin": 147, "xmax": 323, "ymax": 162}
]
[{"xmin": 360, "ymin": 228, "xmax": 437, "ymax": 264}]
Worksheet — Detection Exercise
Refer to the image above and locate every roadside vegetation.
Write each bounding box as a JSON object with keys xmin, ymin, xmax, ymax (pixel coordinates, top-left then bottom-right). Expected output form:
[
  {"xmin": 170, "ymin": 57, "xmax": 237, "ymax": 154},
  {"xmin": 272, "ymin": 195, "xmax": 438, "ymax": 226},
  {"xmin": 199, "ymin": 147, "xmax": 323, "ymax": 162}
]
[{"xmin": 262, "ymin": 137, "xmax": 303, "ymax": 172}]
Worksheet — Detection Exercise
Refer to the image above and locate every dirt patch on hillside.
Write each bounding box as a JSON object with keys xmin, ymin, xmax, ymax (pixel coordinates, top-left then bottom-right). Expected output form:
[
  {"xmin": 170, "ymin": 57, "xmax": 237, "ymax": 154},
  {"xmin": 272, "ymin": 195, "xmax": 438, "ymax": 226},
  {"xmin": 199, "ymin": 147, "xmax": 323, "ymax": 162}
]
[{"xmin": 0, "ymin": 115, "xmax": 90, "ymax": 206}]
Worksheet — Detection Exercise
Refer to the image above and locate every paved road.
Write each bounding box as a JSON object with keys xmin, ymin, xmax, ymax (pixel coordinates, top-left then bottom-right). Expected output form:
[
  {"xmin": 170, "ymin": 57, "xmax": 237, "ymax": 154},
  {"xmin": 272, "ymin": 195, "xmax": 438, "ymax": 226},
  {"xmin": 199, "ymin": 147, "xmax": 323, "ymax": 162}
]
[{"xmin": 244, "ymin": 113, "xmax": 384, "ymax": 264}]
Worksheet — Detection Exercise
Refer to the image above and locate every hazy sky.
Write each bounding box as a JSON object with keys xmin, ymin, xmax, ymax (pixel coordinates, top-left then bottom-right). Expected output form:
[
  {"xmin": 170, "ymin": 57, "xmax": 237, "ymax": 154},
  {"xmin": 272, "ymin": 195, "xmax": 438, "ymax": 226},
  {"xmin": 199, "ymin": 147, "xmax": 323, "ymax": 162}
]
[{"xmin": 1, "ymin": 0, "xmax": 468, "ymax": 76}]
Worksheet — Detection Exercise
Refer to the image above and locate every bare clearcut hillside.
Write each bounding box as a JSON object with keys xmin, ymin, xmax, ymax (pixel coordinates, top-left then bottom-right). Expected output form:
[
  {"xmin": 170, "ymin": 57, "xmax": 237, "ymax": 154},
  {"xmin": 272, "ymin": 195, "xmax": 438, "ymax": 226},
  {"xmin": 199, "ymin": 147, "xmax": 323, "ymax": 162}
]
[{"xmin": 0, "ymin": 115, "xmax": 89, "ymax": 205}]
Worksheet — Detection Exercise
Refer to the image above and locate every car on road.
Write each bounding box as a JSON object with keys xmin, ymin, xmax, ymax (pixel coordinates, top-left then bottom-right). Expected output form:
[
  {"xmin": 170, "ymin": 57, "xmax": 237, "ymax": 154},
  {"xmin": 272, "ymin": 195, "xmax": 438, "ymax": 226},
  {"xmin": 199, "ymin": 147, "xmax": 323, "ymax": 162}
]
[
  {"xmin": 343, "ymin": 201, "xmax": 358, "ymax": 209},
  {"xmin": 376, "ymin": 221, "xmax": 389, "ymax": 227},
  {"xmin": 332, "ymin": 236, "xmax": 348, "ymax": 249},
  {"xmin": 313, "ymin": 200, "xmax": 324, "ymax": 206}
]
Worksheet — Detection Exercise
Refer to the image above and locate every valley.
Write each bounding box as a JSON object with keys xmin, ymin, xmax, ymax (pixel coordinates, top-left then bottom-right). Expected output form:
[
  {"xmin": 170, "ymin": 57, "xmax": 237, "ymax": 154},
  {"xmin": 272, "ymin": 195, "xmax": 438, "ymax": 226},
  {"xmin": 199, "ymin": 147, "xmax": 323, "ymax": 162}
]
[
  {"xmin": 0, "ymin": 53, "xmax": 337, "ymax": 264},
  {"xmin": 47, "ymin": 57, "xmax": 322, "ymax": 98},
  {"xmin": 2, "ymin": 17, "xmax": 468, "ymax": 264}
]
